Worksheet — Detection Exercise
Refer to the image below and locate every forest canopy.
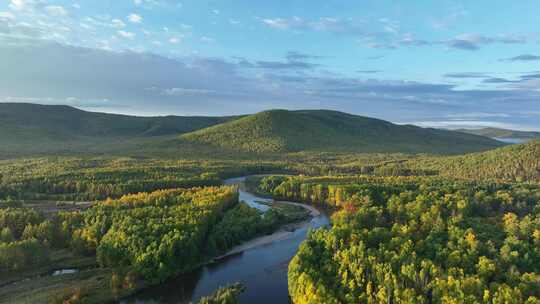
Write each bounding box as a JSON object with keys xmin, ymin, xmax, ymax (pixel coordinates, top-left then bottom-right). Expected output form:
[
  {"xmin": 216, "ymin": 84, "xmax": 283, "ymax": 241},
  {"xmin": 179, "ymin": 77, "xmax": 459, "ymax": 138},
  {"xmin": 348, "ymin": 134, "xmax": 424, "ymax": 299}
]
[{"xmin": 250, "ymin": 175, "xmax": 540, "ymax": 303}]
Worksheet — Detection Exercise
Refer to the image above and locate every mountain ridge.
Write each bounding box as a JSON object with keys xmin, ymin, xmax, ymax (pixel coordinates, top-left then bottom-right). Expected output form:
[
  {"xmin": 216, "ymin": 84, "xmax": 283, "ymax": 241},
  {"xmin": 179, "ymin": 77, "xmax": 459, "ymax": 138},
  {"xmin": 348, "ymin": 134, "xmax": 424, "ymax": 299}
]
[
  {"xmin": 0, "ymin": 102, "xmax": 239, "ymax": 140},
  {"xmin": 0, "ymin": 103, "xmax": 504, "ymax": 157},
  {"xmin": 180, "ymin": 109, "xmax": 504, "ymax": 154}
]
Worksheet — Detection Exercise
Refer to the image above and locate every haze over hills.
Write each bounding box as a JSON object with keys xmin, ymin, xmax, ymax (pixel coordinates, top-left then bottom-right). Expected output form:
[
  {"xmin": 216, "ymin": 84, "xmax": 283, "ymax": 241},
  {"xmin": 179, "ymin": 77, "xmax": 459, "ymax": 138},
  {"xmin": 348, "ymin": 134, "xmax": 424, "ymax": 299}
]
[
  {"xmin": 457, "ymin": 127, "xmax": 540, "ymax": 141},
  {"xmin": 181, "ymin": 109, "xmax": 504, "ymax": 154},
  {"xmin": 0, "ymin": 103, "xmax": 504, "ymax": 157}
]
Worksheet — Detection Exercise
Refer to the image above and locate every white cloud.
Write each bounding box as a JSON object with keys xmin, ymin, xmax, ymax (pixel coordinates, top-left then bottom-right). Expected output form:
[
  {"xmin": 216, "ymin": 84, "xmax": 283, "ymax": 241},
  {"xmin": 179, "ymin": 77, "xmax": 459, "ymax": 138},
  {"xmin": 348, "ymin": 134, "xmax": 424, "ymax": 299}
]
[
  {"xmin": 179, "ymin": 23, "xmax": 192, "ymax": 30},
  {"xmin": 117, "ymin": 30, "xmax": 135, "ymax": 39},
  {"xmin": 111, "ymin": 19, "xmax": 126, "ymax": 28},
  {"xmin": 82, "ymin": 17, "xmax": 130, "ymax": 30},
  {"xmin": 45, "ymin": 5, "xmax": 68, "ymax": 17},
  {"xmin": 2, "ymin": 41, "xmax": 540, "ymax": 124},
  {"xmin": 128, "ymin": 13, "xmax": 142, "ymax": 23},
  {"xmin": 163, "ymin": 88, "xmax": 214, "ymax": 96},
  {"xmin": 430, "ymin": 8, "xmax": 468, "ymax": 30},
  {"xmin": 169, "ymin": 37, "xmax": 181, "ymax": 44},
  {"xmin": 9, "ymin": 0, "xmax": 28, "ymax": 11},
  {"xmin": 200, "ymin": 36, "xmax": 214, "ymax": 43},
  {"xmin": 261, "ymin": 16, "xmax": 364, "ymax": 35},
  {"xmin": 0, "ymin": 11, "xmax": 16, "ymax": 20},
  {"xmin": 262, "ymin": 17, "xmax": 296, "ymax": 30},
  {"xmin": 134, "ymin": 0, "xmax": 158, "ymax": 6}
]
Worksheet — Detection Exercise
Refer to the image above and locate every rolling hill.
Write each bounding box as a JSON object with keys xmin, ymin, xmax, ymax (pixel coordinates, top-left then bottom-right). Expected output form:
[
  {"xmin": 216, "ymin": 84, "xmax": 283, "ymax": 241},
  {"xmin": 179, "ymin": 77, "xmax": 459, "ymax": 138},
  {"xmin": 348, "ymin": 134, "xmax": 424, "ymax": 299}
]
[
  {"xmin": 180, "ymin": 109, "xmax": 504, "ymax": 154},
  {"xmin": 0, "ymin": 104, "xmax": 504, "ymax": 157},
  {"xmin": 0, "ymin": 103, "xmax": 237, "ymax": 141},
  {"xmin": 458, "ymin": 127, "xmax": 540, "ymax": 141},
  {"xmin": 0, "ymin": 103, "xmax": 240, "ymax": 157}
]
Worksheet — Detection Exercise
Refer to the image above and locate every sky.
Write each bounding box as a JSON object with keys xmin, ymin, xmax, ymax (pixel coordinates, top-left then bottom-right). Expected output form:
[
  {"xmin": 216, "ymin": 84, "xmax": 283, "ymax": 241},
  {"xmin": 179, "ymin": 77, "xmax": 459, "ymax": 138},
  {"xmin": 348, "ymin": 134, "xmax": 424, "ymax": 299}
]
[{"xmin": 0, "ymin": 0, "xmax": 539, "ymax": 130}]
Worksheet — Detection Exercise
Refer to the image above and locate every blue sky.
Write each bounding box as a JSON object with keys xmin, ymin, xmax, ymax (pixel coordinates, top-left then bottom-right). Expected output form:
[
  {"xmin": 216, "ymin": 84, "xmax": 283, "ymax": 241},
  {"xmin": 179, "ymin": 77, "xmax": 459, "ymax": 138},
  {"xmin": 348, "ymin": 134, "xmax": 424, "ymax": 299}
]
[{"xmin": 1, "ymin": 0, "xmax": 539, "ymax": 130}]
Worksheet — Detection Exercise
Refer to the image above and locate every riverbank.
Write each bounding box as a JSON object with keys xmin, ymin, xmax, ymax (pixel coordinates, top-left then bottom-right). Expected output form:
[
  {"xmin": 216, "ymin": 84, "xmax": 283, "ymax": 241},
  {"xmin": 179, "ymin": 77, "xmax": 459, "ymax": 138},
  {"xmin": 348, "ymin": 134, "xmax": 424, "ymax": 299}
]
[
  {"xmin": 0, "ymin": 176, "xmax": 326, "ymax": 304},
  {"xmin": 0, "ymin": 199, "xmax": 315, "ymax": 304},
  {"xmin": 122, "ymin": 176, "xmax": 330, "ymax": 304},
  {"xmin": 216, "ymin": 200, "xmax": 318, "ymax": 259}
]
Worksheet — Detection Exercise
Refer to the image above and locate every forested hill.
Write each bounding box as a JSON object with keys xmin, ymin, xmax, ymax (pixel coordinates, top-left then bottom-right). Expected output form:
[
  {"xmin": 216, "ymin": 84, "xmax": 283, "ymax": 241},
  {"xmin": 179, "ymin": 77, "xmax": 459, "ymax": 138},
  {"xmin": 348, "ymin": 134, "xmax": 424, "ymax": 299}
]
[
  {"xmin": 458, "ymin": 127, "xmax": 540, "ymax": 140},
  {"xmin": 0, "ymin": 103, "xmax": 237, "ymax": 141},
  {"xmin": 408, "ymin": 139, "xmax": 540, "ymax": 181},
  {"xmin": 0, "ymin": 104, "xmax": 504, "ymax": 157},
  {"xmin": 181, "ymin": 109, "xmax": 504, "ymax": 154}
]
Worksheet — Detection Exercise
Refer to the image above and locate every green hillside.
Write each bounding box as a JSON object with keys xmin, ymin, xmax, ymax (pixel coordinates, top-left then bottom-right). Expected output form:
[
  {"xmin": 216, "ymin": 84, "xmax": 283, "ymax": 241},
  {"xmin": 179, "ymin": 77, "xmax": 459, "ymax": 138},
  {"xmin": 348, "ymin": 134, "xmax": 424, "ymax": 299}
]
[
  {"xmin": 181, "ymin": 109, "xmax": 504, "ymax": 154},
  {"xmin": 408, "ymin": 139, "xmax": 540, "ymax": 181},
  {"xmin": 0, "ymin": 103, "xmax": 236, "ymax": 140},
  {"xmin": 458, "ymin": 127, "xmax": 540, "ymax": 140},
  {"xmin": 0, "ymin": 103, "xmax": 239, "ymax": 157},
  {"xmin": 0, "ymin": 104, "xmax": 505, "ymax": 157}
]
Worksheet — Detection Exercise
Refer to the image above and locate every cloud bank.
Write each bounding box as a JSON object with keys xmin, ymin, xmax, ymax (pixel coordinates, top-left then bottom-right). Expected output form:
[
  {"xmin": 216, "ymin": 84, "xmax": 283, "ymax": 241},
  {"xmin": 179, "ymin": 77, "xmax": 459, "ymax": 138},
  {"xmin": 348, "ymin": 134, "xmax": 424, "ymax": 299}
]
[{"xmin": 1, "ymin": 38, "xmax": 539, "ymax": 131}]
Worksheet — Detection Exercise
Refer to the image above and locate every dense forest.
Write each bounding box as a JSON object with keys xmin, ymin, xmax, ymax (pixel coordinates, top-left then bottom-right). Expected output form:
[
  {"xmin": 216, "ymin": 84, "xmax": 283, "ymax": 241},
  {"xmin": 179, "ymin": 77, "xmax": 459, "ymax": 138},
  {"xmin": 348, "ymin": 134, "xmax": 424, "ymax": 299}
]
[
  {"xmin": 0, "ymin": 157, "xmax": 287, "ymax": 201},
  {"xmin": 0, "ymin": 187, "xmax": 239, "ymax": 279},
  {"xmin": 182, "ymin": 109, "xmax": 502, "ymax": 154},
  {"xmin": 0, "ymin": 174, "xmax": 310, "ymax": 302},
  {"xmin": 251, "ymin": 175, "xmax": 540, "ymax": 303},
  {"xmin": 196, "ymin": 283, "xmax": 245, "ymax": 304},
  {"xmin": 0, "ymin": 207, "xmax": 53, "ymax": 272},
  {"xmin": 407, "ymin": 140, "xmax": 540, "ymax": 182},
  {"xmin": 2, "ymin": 140, "xmax": 536, "ymax": 204}
]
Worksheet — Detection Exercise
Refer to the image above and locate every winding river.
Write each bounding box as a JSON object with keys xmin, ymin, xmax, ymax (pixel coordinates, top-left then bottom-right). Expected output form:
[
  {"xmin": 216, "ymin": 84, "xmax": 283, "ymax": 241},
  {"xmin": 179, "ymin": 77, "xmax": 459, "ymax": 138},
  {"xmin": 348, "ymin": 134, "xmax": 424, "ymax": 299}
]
[{"xmin": 121, "ymin": 176, "xmax": 330, "ymax": 304}]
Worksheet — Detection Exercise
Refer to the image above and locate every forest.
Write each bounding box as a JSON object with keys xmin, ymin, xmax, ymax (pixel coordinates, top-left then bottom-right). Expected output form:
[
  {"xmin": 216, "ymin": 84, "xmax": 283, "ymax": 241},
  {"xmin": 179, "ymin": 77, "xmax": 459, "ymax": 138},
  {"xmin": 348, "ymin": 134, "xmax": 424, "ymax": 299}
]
[
  {"xmin": 0, "ymin": 181, "xmax": 308, "ymax": 302},
  {"xmin": 250, "ymin": 175, "xmax": 540, "ymax": 303},
  {"xmin": 196, "ymin": 283, "xmax": 245, "ymax": 304},
  {"xmin": 0, "ymin": 157, "xmax": 287, "ymax": 201},
  {"xmin": 0, "ymin": 140, "xmax": 537, "ymax": 303},
  {"xmin": 1, "ymin": 2, "xmax": 539, "ymax": 301},
  {"xmin": 0, "ymin": 104, "xmax": 502, "ymax": 157},
  {"xmin": 0, "ymin": 187, "xmax": 239, "ymax": 282},
  {"xmin": 1, "ymin": 139, "xmax": 537, "ymax": 203}
]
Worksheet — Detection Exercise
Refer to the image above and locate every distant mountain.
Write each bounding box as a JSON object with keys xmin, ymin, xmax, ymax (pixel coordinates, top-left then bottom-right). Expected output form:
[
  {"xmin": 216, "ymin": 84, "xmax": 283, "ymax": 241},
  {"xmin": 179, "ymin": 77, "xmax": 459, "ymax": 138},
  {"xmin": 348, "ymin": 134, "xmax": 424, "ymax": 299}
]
[
  {"xmin": 0, "ymin": 104, "xmax": 505, "ymax": 157},
  {"xmin": 0, "ymin": 103, "xmax": 238, "ymax": 157},
  {"xmin": 181, "ymin": 109, "xmax": 504, "ymax": 154},
  {"xmin": 0, "ymin": 103, "xmax": 237, "ymax": 140},
  {"xmin": 458, "ymin": 127, "xmax": 540, "ymax": 141},
  {"xmin": 409, "ymin": 139, "xmax": 540, "ymax": 181}
]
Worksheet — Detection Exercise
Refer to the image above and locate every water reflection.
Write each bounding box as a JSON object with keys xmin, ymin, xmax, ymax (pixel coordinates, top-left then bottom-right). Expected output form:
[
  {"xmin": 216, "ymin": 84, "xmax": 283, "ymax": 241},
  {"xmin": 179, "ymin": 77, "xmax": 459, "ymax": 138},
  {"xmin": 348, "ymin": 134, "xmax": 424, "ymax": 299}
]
[
  {"xmin": 52, "ymin": 269, "xmax": 78, "ymax": 276},
  {"xmin": 122, "ymin": 176, "xmax": 329, "ymax": 304}
]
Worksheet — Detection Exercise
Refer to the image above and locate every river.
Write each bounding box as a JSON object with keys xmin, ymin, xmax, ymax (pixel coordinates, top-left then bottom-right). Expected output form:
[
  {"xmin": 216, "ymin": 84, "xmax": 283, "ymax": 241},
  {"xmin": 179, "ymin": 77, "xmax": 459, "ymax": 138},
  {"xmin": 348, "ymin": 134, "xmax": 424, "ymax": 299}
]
[{"xmin": 121, "ymin": 176, "xmax": 330, "ymax": 304}]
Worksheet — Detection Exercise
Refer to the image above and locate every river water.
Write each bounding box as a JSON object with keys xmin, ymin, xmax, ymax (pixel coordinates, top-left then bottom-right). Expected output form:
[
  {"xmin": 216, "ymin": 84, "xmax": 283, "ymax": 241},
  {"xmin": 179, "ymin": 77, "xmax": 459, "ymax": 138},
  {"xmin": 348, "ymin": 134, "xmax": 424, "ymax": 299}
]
[{"xmin": 121, "ymin": 176, "xmax": 330, "ymax": 304}]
